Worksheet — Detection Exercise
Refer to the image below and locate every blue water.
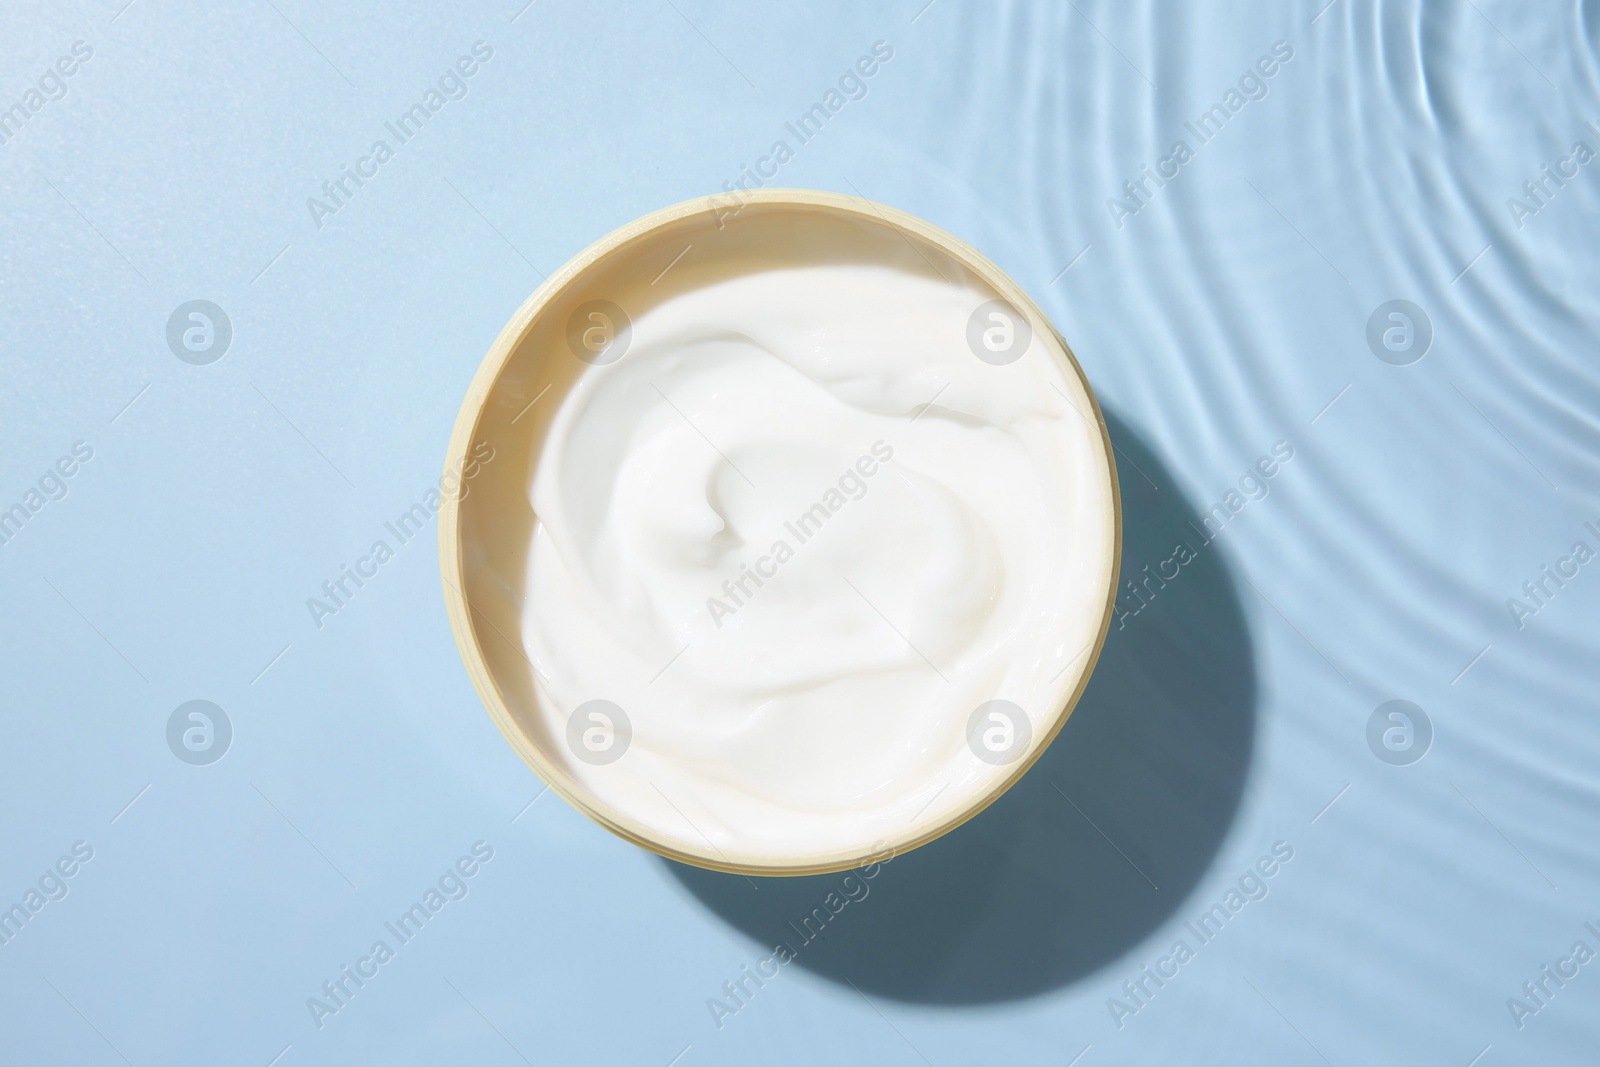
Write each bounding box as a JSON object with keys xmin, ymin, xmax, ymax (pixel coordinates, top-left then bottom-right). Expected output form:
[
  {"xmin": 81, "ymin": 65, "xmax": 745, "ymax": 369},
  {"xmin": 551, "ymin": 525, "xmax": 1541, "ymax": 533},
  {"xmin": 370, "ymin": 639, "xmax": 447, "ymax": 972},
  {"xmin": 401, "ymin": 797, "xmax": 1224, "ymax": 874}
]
[{"xmin": 1, "ymin": 1, "xmax": 1598, "ymax": 1064}]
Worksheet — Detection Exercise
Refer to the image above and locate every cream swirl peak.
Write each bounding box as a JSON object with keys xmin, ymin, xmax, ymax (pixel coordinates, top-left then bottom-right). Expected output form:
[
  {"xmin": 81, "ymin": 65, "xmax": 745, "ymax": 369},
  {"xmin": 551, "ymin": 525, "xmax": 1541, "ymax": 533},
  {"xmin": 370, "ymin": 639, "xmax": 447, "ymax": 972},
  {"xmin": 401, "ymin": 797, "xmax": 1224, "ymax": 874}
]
[{"xmin": 519, "ymin": 245, "xmax": 1114, "ymax": 863}]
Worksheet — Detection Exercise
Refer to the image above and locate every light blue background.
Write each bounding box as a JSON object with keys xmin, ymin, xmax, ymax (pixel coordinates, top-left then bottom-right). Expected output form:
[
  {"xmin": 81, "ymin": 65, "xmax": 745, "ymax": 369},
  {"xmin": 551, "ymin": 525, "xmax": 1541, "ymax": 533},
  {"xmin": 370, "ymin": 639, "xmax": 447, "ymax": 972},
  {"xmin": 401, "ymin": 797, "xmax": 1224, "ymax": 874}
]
[{"xmin": 2, "ymin": 1, "xmax": 1599, "ymax": 1064}]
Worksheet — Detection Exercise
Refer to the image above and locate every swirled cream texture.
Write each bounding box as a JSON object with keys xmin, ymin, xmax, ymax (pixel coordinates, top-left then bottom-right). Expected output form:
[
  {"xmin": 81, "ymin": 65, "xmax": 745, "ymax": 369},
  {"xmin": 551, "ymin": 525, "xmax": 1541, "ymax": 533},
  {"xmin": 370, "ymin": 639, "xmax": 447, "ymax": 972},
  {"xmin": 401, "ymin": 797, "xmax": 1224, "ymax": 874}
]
[{"xmin": 521, "ymin": 257, "xmax": 1114, "ymax": 863}]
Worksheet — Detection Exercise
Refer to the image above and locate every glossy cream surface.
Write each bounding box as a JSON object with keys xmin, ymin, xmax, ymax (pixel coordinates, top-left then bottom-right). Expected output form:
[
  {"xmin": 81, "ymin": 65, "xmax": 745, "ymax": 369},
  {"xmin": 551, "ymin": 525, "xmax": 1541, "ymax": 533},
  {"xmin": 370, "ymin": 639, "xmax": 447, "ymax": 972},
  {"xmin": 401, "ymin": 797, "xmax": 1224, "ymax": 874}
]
[{"xmin": 520, "ymin": 249, "xmax": 1113, "ymax": 862}]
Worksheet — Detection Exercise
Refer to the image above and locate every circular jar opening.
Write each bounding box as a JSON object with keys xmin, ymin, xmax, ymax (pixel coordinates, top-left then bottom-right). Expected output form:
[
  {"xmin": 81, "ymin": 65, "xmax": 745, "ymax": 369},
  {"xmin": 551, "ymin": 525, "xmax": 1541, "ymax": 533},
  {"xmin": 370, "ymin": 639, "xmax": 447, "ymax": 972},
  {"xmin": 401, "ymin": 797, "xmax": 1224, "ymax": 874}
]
[{"xmin": 441, "ymin": 190, "xmax": 1120, "ymax": 875}]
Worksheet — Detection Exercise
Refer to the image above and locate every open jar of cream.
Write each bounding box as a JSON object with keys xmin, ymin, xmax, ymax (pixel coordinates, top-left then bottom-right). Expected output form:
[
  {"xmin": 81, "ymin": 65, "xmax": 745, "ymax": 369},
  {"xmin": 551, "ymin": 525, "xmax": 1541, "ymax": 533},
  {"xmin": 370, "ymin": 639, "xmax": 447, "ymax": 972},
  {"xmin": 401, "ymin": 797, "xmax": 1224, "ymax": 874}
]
[{"xmin": 441, "ymin": 190, "xmax": 1120, "ymax": 875}]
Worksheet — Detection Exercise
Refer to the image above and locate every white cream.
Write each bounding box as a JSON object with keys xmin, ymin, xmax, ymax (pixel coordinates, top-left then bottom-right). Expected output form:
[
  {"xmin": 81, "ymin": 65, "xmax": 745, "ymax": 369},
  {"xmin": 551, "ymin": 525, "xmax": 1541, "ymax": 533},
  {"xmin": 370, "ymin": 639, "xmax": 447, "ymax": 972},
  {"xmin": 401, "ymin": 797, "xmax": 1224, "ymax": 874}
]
[{"xmin": 520, "ymin": 255, "xmax": 1114, "ymax": 864}]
